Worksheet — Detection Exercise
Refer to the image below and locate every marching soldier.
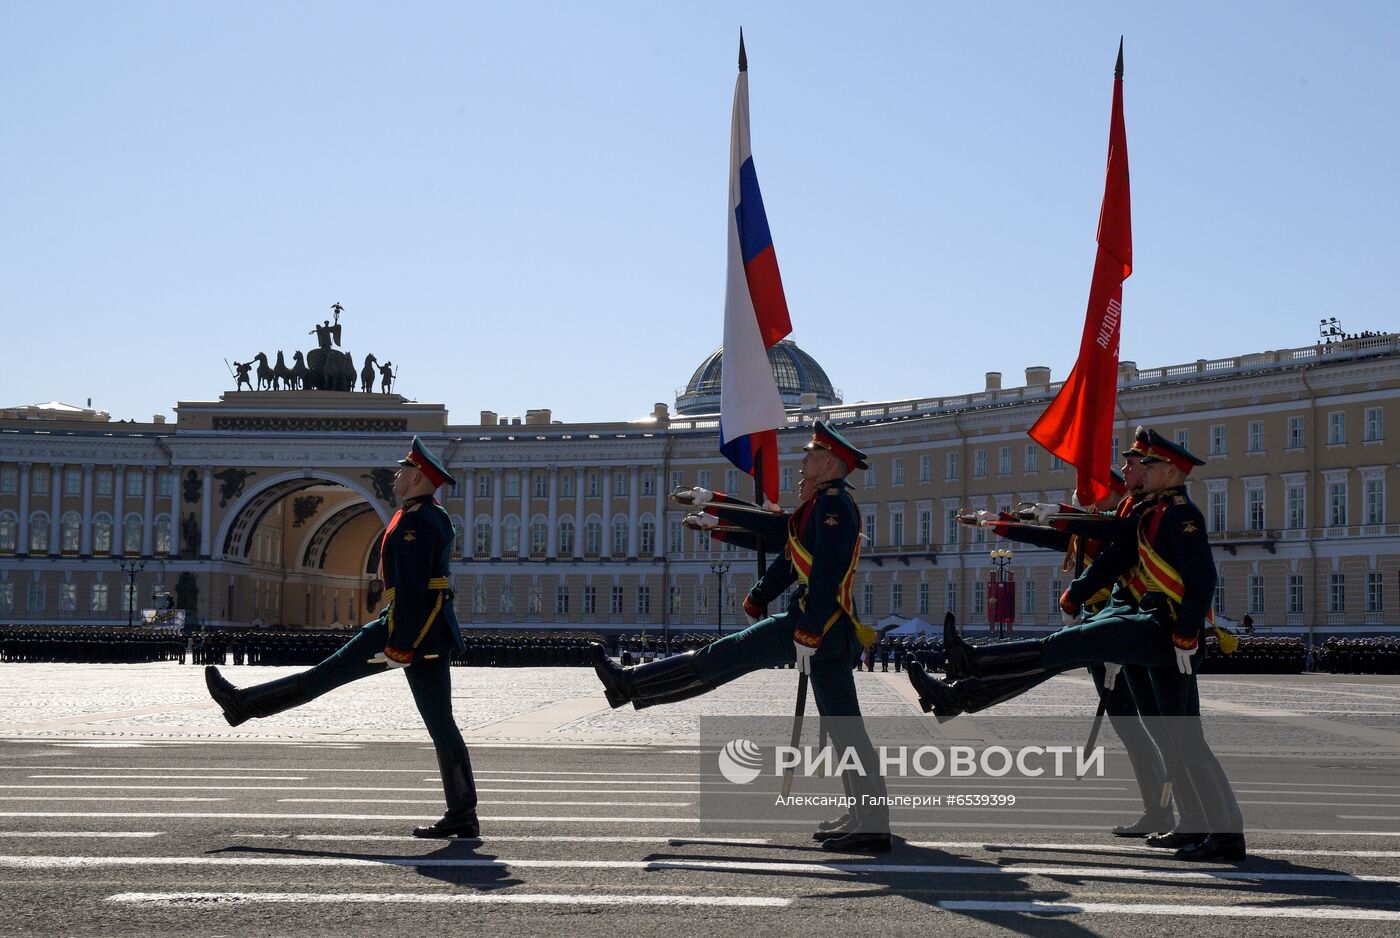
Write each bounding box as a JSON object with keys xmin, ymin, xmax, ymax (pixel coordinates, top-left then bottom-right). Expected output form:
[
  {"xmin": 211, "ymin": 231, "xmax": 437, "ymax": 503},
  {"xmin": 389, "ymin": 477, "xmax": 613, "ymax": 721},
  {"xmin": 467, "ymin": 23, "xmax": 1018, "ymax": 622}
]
[
  {"xmin": 205, "ymin": 436, "xmax": 478, "ymax": 840},
  {"xmin": 909, "ymin": 427, "xmax": 1245, "ymax": 861},
  {"xmin": 592, "ymin": 422, "xmax": 891, "ymax": 852}
]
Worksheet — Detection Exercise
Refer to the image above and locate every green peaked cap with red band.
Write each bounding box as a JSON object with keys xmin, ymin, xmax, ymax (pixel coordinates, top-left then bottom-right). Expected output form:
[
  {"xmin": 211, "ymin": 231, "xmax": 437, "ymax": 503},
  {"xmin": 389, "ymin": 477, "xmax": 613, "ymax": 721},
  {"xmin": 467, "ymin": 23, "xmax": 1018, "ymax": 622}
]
[
  {"xmin": 1121, "ymin": 426, "xmax": 1205, "ymax": 474},
  {"xmin": 398, "ymin": 435, "xmax": 455, "ymax": 490},
  {"xmin": 803, "ymin": 420, "xmax": 868, "ymax": 471}
]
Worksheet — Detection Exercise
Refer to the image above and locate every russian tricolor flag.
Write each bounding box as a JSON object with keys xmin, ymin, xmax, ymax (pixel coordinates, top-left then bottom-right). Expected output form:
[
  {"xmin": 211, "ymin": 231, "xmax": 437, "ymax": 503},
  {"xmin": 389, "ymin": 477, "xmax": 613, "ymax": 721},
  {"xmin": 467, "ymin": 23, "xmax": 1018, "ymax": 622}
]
[{"xmin": 720, "ymin": 35, "xmax": 792, "ymax": 504}]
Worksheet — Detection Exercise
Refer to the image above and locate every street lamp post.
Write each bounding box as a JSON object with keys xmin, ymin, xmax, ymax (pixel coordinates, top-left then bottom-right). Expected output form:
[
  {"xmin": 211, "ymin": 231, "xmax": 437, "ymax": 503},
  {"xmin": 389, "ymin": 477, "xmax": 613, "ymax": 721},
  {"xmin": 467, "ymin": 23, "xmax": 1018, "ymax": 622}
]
[
  {"xmin": 118, "ymin": 558, "xmax": 147, "ymax": 628},
  {"xmin": 989, "ymin": 548, "xmax": 1014, "ymax": 638},
  {"xmin": 710, "ymin": 561, "xmax": 730, "ymax": 636}
]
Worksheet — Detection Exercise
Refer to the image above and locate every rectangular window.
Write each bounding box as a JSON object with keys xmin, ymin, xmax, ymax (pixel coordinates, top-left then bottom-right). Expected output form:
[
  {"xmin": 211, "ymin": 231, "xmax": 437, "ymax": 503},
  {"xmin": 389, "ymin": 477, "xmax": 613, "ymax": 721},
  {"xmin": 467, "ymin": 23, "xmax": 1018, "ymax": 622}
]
[
  {"xmin": 998, "ymin": 446, "xmax": 1011, "ymax": 475},
  {"xmin": 642, "ymin": 473, "xmax": 654, "ymax": 497},
  {"xmin": 1367, "ymin": 572, "xmax": 1383, "ymax": 613},
  {"xmin": 891, "ymin": 581, "xmax": 903, "ymax": 612},
  {"xmin": 861, "ymin": 582, "xmax": 874, "ymax": 617},
  {"xmin": 945, "ymin": 581, "xmax": 959, "ymax": 617},
  {"xmin": 972, "ymin": 586, "xmax": 985, "ymax": 616},
  {"xmin": 63, "ymin": 469, "xmax": 81, "ymax": 496},
  {"xmin": 863, "ymin": 513, "xmax": 877, "ymax": 548},
  {"xmin": 889, "ymin": 509, "xmax": 904, "ymax": 547},
  {"xmin": 505, "ymin": 473, "xmax": 520, "ymax": 498},
  {"xmin": 668, "ymin": 520, "xmax": 683, "ymax": 553},
  {"xmin": 1024, "ymin": 578, "xmax": 1036, "ymax": 620},
  {"xmin": 697, "ymin": 470, "xmax": 711, "ymax": 490},
  {"xmin": 1287, "ymin": 575, "xmax": 1304, "ymax": 615},
  {"xmin": 1246, "ymin": 488, "xmax": 1265, "ymax": 531},
  {"xmin": 1050, "ymin": 579, "xmax": 1063, "ymax": 615},
  {"xmin": 0, "ymin": 468, "xmax": 16, "ymax": 495},
  {"xmin": 476, "ymin": 474, "xmax": 492, "ymax": 499},
  {"xmin": 1210, "ymin": 425, "xmax": 1226, "ymax": 456},
  {"xmin": 1365, "ymin": 407, "xmax": 1383, "ymax": 442},
  {"xmin": 864, "ymin": 463, "xmax": 876, "ymax": 488},
  {"xmin": 555, "ymin": 586, "xmax": 569, "ymax": 615},
  {"xmin": 892, "ymin": 457, "xmax": 905, "ymax": 485},
  {"xmin": 919, "ymin": 455, "xmax": 932, "ymax": 483},
  {"xmin": 724, "ymin": 469, "xmax": 738, "ymax": 493},
  {"xmin": 636, "ymin": 586, "xmax": 650, "ymax": 616},
  {"xmin": 1288, "ymin": 415, "xmax": 1305, "ymax": 450},
  {"xmin": 28, "ymin": 582, "xmax": 45, "ymax": 613},
  {"xmin": 1248, "ymin": 421, "xmax": 1264, "ymax": 453},
  {"xmin": 32, "ymin": 471, "xmax": 49, "ymax": 496},
  {"xmin": 1024, "ymin": 446, "xmax": 1038, "ymax": 473},
  {"xmin": 918, "ymin": 509, "xmax": 933, "ymax": 545},
  {"xmin": 499, "ymin": 585, "xmax": 514, "ymax": 614},
  {"xmin": 1049, "ymin": 453, "xmax": 1064, "ymax": 472},
  {"xmin": 1327, "ymin": 481, "xmax": 1348, "ymax": 527},
  {"xmin": 1365, "ymin": 478, "xmax": 1385, "ymax": 525},
  {"xmin": 157, "ymin": 472, "xmax": 174, "ymax": 498},
  {"xmin": 584, "ymin": 586, "xmax": 597, "ymax": 615},
  {"xmin": 1328, "ymin": 573, "xmax": 1345, "ymax": 614},
  {"xmin": 918, "ymin": 582, "xmax": 929, "ymax": 615},
  {"xmin": 1286, "ymin": 483, "xmax": 1306, "ymax": 530},
  {"xmin": 588, "ymin": 473, "xmax": 601, "ymax": 497},
  {"xmin": 1248, "ymin": 575, "xmax": 1265, "ymax": 615},
  {"xmin": 1214, "ymin": 577, "xmax": 1226, "ymax": 616},
  {"xmin": 610, "ymin": 586, "xmax": 623, "ymax": 616},
  {"xmin": 0, "ymin": 582, "xmax": 13, "ymax": 613},
  {"xmin": 945, "ymin": 509, "xmax": 960, "ymax": 545},
  {"xmin": 781, "ymin": 467, "xmax": 793, "ymax": 494},
  {"xmin": 1208, "ymin": 490, "xmax": 1227, "ymax": 533},
  {"xmin": 125, "ymin": 471, "xmax": 144, "ymax": 497},
  {"xmin": 561, "ymin": 473, "xmax": 574, "ymax": 498},
  {"xmin": 534, "ymin": 474, "xmax": 547, "ymax": 498},
  {"xmin": 59, "ymin": 582, "xmax": 77, "ymax": 612},
  {"xmin": 946, "ymin": 452, "xmax": 959, "ymax": 481},
  {"xmin": 669, "ymin": 471, "xmax": 683, "ymax": 492},
  {"xmin": 1328, "ymin": 411, "xmax": 1346, "ymax": 445},
  {"xmin": 973, "ymin": 450, "xmax": 987, "ymax": 478},
  {"xmin": 96, "ymin": 470, "xmax": 113, "ymax": 496},
  {"xmin": 614, "ymin": 473, "xmax": 628, "ymax": 497}
]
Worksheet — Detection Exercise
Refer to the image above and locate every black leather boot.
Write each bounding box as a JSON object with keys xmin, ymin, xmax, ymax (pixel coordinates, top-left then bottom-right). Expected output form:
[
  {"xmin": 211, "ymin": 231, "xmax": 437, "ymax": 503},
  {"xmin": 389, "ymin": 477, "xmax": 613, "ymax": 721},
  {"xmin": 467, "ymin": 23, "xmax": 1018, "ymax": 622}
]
[
  {"xmin": 943, "ymin": 614, "xmax": 976, "ymax": 680},
  {"xmin": 906, "ymin": 660, "xmax": 963, "ymax": 722},
  {"xmin": 591, "ymin": 644, "xmax": 712, "ymax": 710},
  {"xmin": 414, "ymin": 749, "xmax": 480, "ymax": 839},
  {"xmin": 1174, "ymin": 831, "xmax": 1247, "ymax": 862},
  {"xmin": 959, "ymin": 640, "xmax": 1046, "ymax": 680},
  {"xmin": 205, "ymin": 666, "xmax": 307, "ymax": 727}
]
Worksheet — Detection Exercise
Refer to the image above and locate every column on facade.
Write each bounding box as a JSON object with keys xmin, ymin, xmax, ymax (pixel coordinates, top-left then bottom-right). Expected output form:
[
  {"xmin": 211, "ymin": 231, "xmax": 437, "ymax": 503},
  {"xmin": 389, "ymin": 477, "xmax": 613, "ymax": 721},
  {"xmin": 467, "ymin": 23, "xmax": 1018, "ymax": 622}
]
[
  {"xmin": 80, "ymin": 463, "xmax": 95, "ymax": 555},
  {"xmin": 603, "ymin": 469, "xmax": 615, "ymax": 556},
  {"xmin": 49, "ymin": 463, "xmax": 62, "ymax": 556},
  {"xmin": 16, "ymin": 462, "xmax": 30, "ymax": 555},
  {"xmin": 200, "ymin": 466, "xmax": 213, "ymax": 557},
  {"xmin": 546, "ymin": 466, "xmax": 559, "ymax": 557},
  {"xmin": 653, "ymin": 469, "xmax": 665, "ymax": 558},
  {"xmin": 517, "ymin": 468, "xmax": 529, "ymax": 559},
  {"xmin": 490, "ymin": 468, "xmax": 503, "ymax": 558},
  {"xmin": 111, "ymin": 466, "xmax": 126, "ymax": 557},
  {"xmin": 627, "ymin": 466, "xmax": 640, "ymax": 557},
  {"xmin": 462, "ymin": 468, "xmax": 475, "ymax": 558},
  {"xmin": 168, "ymin": 466, "xmax": 181, "ymax": 558},
  {"xmin": 573, "ymin": 468, "xmax": 585, "ymax": 553},
  {"xmin": 141, "ymin": 466, "xmax": 156, "ymax": 556}
]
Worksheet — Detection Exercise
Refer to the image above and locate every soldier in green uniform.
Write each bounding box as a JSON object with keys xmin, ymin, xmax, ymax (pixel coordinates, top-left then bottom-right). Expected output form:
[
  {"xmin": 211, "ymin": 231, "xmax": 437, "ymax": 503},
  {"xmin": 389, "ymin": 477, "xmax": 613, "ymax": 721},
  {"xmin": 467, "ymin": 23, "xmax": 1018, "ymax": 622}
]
[
  {"xmin": 592, "ymin": 421, "xmax": 891, "ymax": 852},
  {"xmin": 204, "ymin": 436, "xmax": 478, "ymax": 839},
  {"xmin": 909, "ymin": 427, "xmax": 1245, "ymax": 862}
]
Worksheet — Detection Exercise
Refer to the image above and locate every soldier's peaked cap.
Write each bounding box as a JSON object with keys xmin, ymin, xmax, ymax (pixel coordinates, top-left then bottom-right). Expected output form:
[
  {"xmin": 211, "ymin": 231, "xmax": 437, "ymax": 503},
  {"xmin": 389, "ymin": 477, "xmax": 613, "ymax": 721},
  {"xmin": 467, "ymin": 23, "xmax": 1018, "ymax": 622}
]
[
  {"xmin": 803, "ymin": 420, "xmax": 868, "ymax": 471},
  {"xmin": 1121, "ymin": 426, "xmax": 1205, "ymax": 474},
  {"xmin": 398, "ymin": 436, "xmax": 456, "ymax": 490}
]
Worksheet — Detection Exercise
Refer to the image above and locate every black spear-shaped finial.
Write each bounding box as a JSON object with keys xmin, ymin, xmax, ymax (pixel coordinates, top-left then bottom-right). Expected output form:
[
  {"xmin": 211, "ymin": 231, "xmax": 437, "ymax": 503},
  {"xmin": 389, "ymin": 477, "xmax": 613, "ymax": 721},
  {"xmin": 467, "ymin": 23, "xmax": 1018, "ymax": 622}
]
[
  {"xmin": 739, "ymin": 28, "xmax": 747, "ymax": 72},
  {"xmin": 1115, "ymin": 36, "xmax": 1124, "ymax": 79}
]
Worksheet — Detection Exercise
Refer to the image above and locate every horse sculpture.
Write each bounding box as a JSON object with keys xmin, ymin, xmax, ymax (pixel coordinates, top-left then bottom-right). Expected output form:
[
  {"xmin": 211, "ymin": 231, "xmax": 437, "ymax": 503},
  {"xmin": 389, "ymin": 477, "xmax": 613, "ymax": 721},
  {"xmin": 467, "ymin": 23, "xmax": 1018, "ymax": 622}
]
[
  {"xmin": 290, "ymin": 351, "xmax": 308, "ymax": 390},
  {"xmin": 272, "ymin": 351, "xmax": 295, "ymax": 390},
  {"xmin": 252, "ymin": 352, "xmax": 275, "ymax": 390},
  {"xmin": 361, "ymin": 354, "xmax": 378, "ymax": 393}
]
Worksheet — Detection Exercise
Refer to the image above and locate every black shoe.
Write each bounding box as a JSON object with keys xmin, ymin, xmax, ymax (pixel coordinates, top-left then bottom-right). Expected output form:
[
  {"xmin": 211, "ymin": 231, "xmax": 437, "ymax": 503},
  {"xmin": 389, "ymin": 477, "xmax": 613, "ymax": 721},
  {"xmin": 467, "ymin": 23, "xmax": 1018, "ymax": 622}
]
[
  {"xmin": 816, "ymin": 811, "xmax": 852, "ymax": 833},
  {"xmin": 943, "ymin": 613, "xmax": 975, "ymax": 680},
  {"xmin": 590, "ymin": 643, "xmax": 631, "ymax": 709},
  {"xmin": 1112, "ymin": 812, "xmax": 1176, "ymax": 837},
  {"xmin": 1174, "ymin": 832, "xmax": 1247, "ymax": 862},
  {"xmin": 205, "ymin": 665, "xmax": 249, "ymax": 727},
  {"xmin": 1145, "ymin": 830, "xmax": 1205, "ymax": 849},
  {"xmin": 412, "ymin": 812, "xmax": 480, "ymax": 839},
  {"xmin": 907, "ymin": 660, "xmax": 963, "ymax": 722},
  {"xmin": 820, "ymin": 831, "xmax": 892, "ymax": 853}
]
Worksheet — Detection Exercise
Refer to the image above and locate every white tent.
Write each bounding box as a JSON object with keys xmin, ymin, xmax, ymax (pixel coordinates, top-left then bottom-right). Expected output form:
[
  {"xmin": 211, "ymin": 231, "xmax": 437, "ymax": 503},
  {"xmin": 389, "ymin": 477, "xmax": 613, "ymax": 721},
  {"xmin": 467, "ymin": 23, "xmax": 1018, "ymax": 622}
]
[{"xmin": 877, "ymin": 615, "xmax": 935, "ymax": 638}]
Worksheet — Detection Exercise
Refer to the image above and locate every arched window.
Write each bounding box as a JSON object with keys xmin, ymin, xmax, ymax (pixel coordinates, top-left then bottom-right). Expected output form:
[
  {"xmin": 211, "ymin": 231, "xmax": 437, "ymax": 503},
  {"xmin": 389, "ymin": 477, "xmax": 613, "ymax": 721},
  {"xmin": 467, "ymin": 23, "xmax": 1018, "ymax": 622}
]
[
  {"xmin": 584, "ymin": 516, "xmax": 602, "ymax": 557},
  {"xmin": 611, "ymin": 516, "xmax": 629, "ymax": 557},
  {"xmin": 0, "ymin": 511, "xmax": 17, "ymax": 554},
  {"xmin": 154, "ymin": 515, "xmax": 172, "ymax": 555},
  {"xmin": 530, "ymin": 516, "xmax": 548, "ymax": 557},
  {"xmin": 502, "ymin": 515, "xmax": 520, "ymax": 554},
  {"xmin": 450, "ymin": 515, "xmax": 466, "ymax": 558},
  {"xmin": 558, "ymin": 517, "xmax": 575, "ymax": 556},
  {"xmin": 93, "ymin": 513, "xmax": 113, "ymax": 555},
  {"xmin": 123, "ymin": 513, "xmax": 142, "ymax": 555},
  {"xmin": 474, "ymin": 517, "xmax": 492, "ymax": 557},
  {"xmin": 639, "ymin": 514, "xmax": 656, "ymax": 556},
  {"xmin": 28, "ymin": 512, "xmax": 50, "ymax": 554},
  {"xmin": 60, "ymin": 512, "xmax": 81, "ymax": 554}
]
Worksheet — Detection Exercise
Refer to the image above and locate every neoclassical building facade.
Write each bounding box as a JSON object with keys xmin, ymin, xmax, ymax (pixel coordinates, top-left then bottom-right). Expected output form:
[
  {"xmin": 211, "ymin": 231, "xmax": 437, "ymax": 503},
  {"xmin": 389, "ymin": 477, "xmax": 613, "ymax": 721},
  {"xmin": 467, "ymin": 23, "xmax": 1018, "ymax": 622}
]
[{"xmin": 1, "ymin": 332, "xmax": 1396, "ymax": 639}]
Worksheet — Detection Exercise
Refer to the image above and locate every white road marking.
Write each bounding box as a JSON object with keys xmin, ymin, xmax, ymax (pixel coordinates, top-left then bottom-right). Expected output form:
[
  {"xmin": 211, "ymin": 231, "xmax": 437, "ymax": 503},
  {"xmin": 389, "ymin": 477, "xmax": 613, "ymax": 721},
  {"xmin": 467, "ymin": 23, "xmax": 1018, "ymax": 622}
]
[
  {"xmin": 905, "ymin": 840, "xmax": 1400, "ymax": 859},
  {"xmin": 106, "ymin": 891, "xmax": 791, "ymax": 908},
  {"xmin": 937, "ymin": 900, "xmax": 1400, "ymax": 920},
  {"xmin": 0, "ymin": 797, "xmax": 226, "ymax": 802},
  {"xmin": 277, "ymin": 798, "xmax": 694, "ymax": 807},
  {"xmin": 1338, "ymin": 816, "xmax": 1400, "ymax": 821},
  {"xmin": 28, "ymin": 775, "xmax": 306, "ymax": 780},
  {"xmin": 10, "ymin": 854, "xmax": 1400, "ymax": 885},
  {"xmin": 0, "ymin": 831, "xmax": 162, "ymax": 838}
]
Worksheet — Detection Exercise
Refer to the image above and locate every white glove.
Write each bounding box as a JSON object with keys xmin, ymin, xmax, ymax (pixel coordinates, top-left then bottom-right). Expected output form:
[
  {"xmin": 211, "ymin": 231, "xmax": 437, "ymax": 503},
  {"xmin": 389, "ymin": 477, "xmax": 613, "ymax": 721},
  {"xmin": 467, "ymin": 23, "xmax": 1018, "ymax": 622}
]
[
  {"xmin": 1060, "ymin": 609, "xmax": 1080, "ymax": 628},
  {"xmin": 1029, "ymin": 502, "xmax": 1058, "ymax": 524},
  {"xmin": 793, "ymin": 641, "xmax": 816, "ymax": 675},
  {"xmin": 683, "ymin": 512, "xmax": 718, "ymax": 530},
  {"xmin": 761, "ymin": 499, "xmax": 782, "ymax": 513},
  {"xmin": 1175, "ymin": 644, "xmax": 1196, "ymax": 675},
  {"xmin": 366, "ymin": 653, "xmax": 409, "ymax": 669},
  {"xmin": 672, "ymin": 486, "xmax": 713, "ymax": 507},
  {"xmin": 1102, "ymin": 662, "xmax": 1122, "ymax": 691}
]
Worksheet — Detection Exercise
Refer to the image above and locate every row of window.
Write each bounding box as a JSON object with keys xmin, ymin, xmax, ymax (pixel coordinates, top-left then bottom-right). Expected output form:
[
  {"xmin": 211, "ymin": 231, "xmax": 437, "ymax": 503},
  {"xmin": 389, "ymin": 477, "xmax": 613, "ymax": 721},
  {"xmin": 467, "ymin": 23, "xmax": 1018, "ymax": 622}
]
[
  {"xmin": 0, "ymin": 467, "xmax": 175, "ymax": 498},
  {"xmin": 0, "ymin": 513, "xmax": 173, "ymax": 555},
  {"xmin": 0, "ymin": 581, "xmax": 137, "ymax": 614},
  {"xmin": 1205, "ymin": 477, "xmax": 1387, "ymax": 533},
  {"xmin": 1222, "ymin": 572, "xmax": 1387, "ymax": 616}
]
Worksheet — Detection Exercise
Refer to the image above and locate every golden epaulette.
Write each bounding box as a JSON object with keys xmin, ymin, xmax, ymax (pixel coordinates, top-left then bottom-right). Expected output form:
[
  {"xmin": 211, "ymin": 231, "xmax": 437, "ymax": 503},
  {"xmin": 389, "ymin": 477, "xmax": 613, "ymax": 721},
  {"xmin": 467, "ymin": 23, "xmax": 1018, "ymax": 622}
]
[{"xmin": 427, "ymin": 577, "xmax": 451, "ymax": 589}]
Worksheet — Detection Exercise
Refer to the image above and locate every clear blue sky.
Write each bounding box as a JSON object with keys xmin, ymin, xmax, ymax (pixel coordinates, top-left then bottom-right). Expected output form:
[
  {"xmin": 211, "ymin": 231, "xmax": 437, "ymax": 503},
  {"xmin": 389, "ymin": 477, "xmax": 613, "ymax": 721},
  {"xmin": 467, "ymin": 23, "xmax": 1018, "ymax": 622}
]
[{"xmin": 3, "ymin": 2, "xmax": 1396, "ymax": 423}]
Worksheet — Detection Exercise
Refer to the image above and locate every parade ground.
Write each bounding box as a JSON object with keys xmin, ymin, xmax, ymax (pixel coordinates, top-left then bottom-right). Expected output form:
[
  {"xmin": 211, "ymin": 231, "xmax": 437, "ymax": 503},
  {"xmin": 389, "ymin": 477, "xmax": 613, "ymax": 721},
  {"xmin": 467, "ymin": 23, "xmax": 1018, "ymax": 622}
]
[{"xmin": 2, "ymin": 663, "xmax": 1399, "ymax": 937}]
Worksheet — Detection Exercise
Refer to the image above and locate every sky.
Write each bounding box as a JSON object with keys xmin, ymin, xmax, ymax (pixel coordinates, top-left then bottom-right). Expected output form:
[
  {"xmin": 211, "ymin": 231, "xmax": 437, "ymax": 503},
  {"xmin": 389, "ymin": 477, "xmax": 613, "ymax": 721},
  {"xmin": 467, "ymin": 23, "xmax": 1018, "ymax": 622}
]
[{"xmin": 2, "ymin": 2, "xmax": 1397, "ymax": 424}]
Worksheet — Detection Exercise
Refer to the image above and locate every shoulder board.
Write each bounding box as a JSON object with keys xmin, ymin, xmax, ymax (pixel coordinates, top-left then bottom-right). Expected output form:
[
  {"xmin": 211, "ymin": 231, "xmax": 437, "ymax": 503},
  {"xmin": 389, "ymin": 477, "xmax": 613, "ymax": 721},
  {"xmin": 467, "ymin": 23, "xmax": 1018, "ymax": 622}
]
[
  {"xmin": 406, "ymin": 503, "xmax": 422, "ymax": 513},
  {"xmin": 1172, "ymin": 494, "xmax": 1187, "ymax": 506}
]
